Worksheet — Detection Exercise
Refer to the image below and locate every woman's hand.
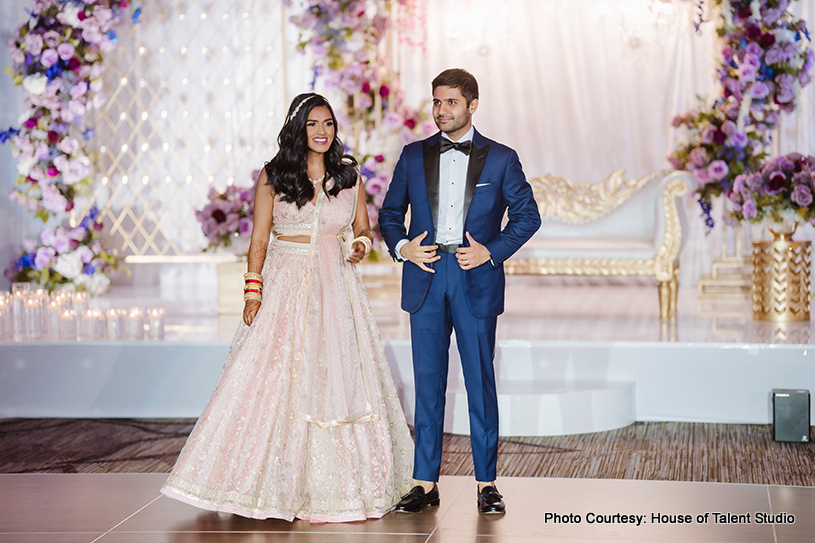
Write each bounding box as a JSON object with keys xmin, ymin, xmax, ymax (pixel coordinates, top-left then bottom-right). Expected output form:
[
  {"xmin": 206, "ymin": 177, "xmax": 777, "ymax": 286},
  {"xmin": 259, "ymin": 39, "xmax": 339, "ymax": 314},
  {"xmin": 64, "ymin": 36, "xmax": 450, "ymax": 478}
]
[
  {"xmin": 346, "ymin": 240, "xmax": 367, "ymax": 264},
  {"xmin": 243, "ymin": 300, "xmax": 261, "ymax": 326}
]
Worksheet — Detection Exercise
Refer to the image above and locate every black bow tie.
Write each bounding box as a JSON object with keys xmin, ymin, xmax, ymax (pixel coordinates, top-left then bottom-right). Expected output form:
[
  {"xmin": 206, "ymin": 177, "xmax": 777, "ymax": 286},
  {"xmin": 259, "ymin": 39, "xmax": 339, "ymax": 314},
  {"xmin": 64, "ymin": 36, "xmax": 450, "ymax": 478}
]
[{"xmin": 440, "ymin": 139, "xmax": 472, "ymax": 155}]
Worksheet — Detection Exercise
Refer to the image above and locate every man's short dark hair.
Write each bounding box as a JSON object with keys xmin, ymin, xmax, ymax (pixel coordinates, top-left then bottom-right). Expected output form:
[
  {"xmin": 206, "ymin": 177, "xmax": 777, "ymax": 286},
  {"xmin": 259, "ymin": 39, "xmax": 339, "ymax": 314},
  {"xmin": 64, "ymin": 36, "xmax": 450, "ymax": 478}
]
[{"xmin": 432, "ymin": 69, "xmax": 479, "ymax": 105}]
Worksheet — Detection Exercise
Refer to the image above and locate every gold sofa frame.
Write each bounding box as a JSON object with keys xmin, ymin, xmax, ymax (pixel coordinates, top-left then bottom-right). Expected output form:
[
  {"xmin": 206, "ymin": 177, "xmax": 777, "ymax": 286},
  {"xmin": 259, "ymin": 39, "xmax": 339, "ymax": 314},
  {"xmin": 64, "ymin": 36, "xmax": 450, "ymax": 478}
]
[{"xmin": 505, "ymin": 170, "xmax": 691, "ymax": 320}]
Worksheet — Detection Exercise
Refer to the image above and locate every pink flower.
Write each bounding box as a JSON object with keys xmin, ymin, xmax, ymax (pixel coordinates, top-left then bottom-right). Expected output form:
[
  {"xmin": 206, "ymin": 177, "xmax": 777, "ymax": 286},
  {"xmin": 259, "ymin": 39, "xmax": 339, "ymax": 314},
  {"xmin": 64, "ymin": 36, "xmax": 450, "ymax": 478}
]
[
  {"xmin": 40, "ymin": 48, "xmax": 59, "ymax": 67},
  {"xmin": 25, "ymin": 33, "xmax": 44, "ymax": 56},
  {"xmin": 59, "ymin": 137, "xmax": 80, "ymax": 155},
  {"xmin": 700, "ymin": 125, "xmax": 717, "ymax": 144},
  {"xmin": 57, "ymin": 43, "xmax": 75, "ymax": 60},
  {"xmin": 75, "ymin": 246, "xmax": 94, "ymax": 263},
  {"xmin": 694, "ymin": 168, "xmax": 710, "ymax": 184},
  {"xmin": 46, "ymin": 166, "xmax": 59, "ymax": 177},
  {"xmin": 34, "ymin": 247, "xmax": 56, "ymax": 270},
  {"xmin": 70, "ymin": 81, "xmax": 88, "ymax": 98},
  {"xmin": 688, "ymin": 148, "xmax": 710, "ymax": 168},
  {"xmin": 751, "ymin": 82, "xmax": 771, "ymax": 99},
  {"xmin": 383, "ymin": 111, "xmax": 404, "ymax": 130},
  {"xmin": 42, "ymin": 30, "xmax": 61, "ymax": 48}
]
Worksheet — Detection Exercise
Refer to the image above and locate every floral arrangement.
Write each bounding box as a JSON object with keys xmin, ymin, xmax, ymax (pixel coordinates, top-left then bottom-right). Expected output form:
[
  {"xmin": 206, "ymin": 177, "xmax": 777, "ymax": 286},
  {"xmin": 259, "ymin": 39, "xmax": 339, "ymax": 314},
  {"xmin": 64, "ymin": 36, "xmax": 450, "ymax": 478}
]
[
  {"xmin": 1, "ymin": 0, "xmax": 144, "ymax": 221},
  {"xmin": 669, "ymin": 0, "xmax": 813, "ymax": 228},
  {"xmin": 727, "ymin": 152, "xmax": 815, "ymax": 224},
  {"xmin": 286, "ymin": 0, "xmax": 432, "ymax": 249},
  {"xmin": 3, "ymin": 207, "xmax": 123, "ymax": 294},
  {"xmin": 195, "ymin": 171, "xmax": 257, "ymax": 252}
]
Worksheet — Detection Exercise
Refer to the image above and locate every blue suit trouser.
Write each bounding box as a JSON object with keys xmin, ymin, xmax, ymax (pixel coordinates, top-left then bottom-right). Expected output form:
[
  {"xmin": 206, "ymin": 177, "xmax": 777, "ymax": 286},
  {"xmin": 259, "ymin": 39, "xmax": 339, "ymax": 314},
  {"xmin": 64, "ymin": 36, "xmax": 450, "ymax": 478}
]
[{"xmin": 409, "ymin": 253, "xmax": 498, "ymax": 482}]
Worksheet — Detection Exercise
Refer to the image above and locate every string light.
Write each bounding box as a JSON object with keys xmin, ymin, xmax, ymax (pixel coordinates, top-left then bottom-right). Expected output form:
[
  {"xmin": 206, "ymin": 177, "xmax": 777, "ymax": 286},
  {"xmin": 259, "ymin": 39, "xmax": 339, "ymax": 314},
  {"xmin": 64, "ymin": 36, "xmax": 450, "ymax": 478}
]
[
  {"xmin": 121, "ymin": 144, "xmax": 128, "ymax": 153},
  {"xmin": 122, "ymin": 175, "xmax": 129, "ymax": 185}
]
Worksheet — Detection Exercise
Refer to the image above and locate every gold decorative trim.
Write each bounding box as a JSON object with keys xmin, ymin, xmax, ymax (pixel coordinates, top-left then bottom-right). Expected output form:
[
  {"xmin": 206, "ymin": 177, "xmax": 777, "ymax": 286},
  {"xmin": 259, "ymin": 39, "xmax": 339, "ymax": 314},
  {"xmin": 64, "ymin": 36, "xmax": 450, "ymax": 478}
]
[
  {"xmin": 507, "ymin": 171, "xmax": 691, "ymax": 320},
  {"xmin": 530, "ymin": 169, "xmax": 667, "ymax": 223}
]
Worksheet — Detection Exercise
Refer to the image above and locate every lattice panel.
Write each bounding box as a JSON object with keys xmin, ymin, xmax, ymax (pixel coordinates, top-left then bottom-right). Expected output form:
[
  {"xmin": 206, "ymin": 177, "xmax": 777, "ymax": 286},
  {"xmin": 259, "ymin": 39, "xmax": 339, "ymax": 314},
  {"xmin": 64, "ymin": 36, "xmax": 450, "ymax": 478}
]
[{"xmin": 83, "ymin": 1, "xmax": 290, "ymax": 256}]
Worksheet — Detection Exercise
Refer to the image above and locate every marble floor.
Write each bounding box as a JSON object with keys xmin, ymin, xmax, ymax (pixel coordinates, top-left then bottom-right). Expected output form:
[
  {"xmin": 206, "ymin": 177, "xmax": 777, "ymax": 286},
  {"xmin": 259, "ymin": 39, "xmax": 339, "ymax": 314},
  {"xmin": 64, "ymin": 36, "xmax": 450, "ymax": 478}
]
[
  {"xmin": 1, "ymin": 474, "xmax": 813, "ymax": 542},
  {"xmin": 77, "ymin": 275, "xmax": 812, "ymax": 345}
]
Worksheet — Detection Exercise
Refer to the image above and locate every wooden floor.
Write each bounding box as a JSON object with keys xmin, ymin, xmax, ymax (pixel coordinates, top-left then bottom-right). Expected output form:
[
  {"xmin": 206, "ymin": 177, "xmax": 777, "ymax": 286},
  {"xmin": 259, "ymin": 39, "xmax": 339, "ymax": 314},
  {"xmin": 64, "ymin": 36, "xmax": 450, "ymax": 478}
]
[{"xmin": 2, "ymin": 418, "xmax": 814, "ymax": 486}]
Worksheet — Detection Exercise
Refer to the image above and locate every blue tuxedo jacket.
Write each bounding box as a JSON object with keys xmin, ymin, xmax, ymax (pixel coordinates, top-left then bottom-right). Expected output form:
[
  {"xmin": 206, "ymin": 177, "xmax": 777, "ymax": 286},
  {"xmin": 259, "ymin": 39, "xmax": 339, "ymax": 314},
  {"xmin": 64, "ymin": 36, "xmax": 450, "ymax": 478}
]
[{"xmin": 379, "ymin": 129, "xmax": 541, "ymax": 319}]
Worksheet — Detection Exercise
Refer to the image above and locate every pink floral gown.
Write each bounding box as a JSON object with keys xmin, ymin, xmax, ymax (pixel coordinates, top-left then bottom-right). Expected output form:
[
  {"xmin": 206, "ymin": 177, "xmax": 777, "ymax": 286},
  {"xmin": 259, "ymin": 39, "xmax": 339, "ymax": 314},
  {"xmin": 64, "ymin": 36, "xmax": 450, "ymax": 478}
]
[{"xmin": 161, "ymin": 182, "xmax": 414, "ymax": 522}]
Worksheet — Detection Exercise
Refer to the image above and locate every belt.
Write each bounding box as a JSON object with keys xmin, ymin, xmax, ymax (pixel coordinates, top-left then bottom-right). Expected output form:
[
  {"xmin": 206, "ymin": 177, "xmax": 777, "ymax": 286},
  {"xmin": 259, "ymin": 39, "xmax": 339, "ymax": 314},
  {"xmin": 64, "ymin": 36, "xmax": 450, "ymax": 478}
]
[{"xmin": 436, "ymin": 243, "xmax": 461, "ymax": 254}]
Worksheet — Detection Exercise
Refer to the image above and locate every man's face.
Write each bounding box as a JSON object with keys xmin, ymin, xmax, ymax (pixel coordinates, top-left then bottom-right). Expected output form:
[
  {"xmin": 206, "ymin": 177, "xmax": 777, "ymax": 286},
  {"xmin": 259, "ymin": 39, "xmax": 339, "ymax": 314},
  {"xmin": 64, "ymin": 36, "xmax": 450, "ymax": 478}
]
[{"xmin": 432, "ymin": 85, "xmax": 478, "ymax": 141}]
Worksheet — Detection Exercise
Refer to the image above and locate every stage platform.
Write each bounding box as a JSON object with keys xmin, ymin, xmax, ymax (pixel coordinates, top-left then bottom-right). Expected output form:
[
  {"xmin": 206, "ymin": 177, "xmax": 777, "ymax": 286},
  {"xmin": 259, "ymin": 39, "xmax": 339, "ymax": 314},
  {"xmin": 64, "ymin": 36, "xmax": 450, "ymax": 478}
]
[
  {"xmin": 2, "ymin": 274, "xmax": 814, "ymax": 435},
  {"xmin": 0, "ymin": 473, "xmax": 811, "ymax": 542}
]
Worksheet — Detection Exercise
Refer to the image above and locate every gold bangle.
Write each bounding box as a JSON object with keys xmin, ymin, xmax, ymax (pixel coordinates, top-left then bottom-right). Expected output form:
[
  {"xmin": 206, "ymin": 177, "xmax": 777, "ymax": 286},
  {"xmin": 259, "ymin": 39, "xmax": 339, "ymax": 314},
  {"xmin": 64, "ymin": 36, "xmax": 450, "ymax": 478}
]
[
  {"xmin": 352, "ymin": 236, "xmax": 372, "ymax": 256},
  {"xmin": 244, "ymin": 293, "xmax": 262, "ymax": 302},
  {"xmin": 243, "ymin": 272, "xmax": 263, "ymax": 281},
  {"xmin": 243, "ymin": 284, "xmax": 263, "ymax": 291}
]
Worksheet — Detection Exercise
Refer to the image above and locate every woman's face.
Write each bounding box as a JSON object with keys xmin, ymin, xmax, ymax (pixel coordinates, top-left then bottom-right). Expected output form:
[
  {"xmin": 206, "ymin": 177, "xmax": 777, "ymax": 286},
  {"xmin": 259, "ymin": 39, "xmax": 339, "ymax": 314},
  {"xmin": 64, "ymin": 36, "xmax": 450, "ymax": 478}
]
[{"xmin": 305, "ymin": 105, "xmax": 335, "ymax": 155}]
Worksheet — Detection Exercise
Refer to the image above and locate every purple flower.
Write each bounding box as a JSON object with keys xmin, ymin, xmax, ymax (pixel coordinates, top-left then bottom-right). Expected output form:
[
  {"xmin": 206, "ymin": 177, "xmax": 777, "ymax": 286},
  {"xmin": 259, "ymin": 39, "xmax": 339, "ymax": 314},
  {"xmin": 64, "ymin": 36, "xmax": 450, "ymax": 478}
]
[
  {"xmin": 733, "ymin": 174, "xmax": 746, "ymax": 194},
  {"xmin": 745, "ymin": 42, "xmax": 763, "ymax": 56},
  {"xmin": 25, "ymin": 33, "xmax": 44, "ymax": 56},
  {"xmin": 694, "ymin": 168, "xmax": 710, "ymax": 184},
  {"xmin": 700, "ymin": 125, "xmax": 717, "ymax": 144},
  {"xmin": 688, "ymin": 147, "xmax": 710, "ymax": 168},
  {"xmin": 745, "ymin": 172, "xmax": 764, "ymax": 192},
  {"xmin": 238, "ymin": 218, "xmax": 253, "ymax": 236},
  {"xmin": 671, "ymin": 115, "xmax": 683, "ymax": 128},
  {"xmin": 731, "ymin": 131, "xmax": 749, "ymax": 148},
  {"xmin": 721, "ymin": 120, "xmax": 737, "ymax": 136},
  {"xmin": 776, "ymin": 88, "xmax": 795, "ymax": 104},
  {"xmin": 743, "ymin": 199, "xmax": 757, "ymax": 219},
  {"xmin": 793, "ymin": 172, "xmax": 811, "ymax": 185},
  {"xmin": 667, "ymin": 155, "xmax": 682, "ymax": 170},
  {"xmin": 708, "ymin": 160, "xmax": 729, "ymax": 181},
  {"xmin": 791, "ymin": 184, "xmax": 813, "ymax": 207},
  {"xmin": 751, "ymin": 82, "xmax": 771, "ymax": 99},
  {"xmin": 34, "ymin": 247, "xmax": 55, "ymax": 270},
  {"xmin": 765, "ymin": 45, "xmax": 784, "ymax": 65}
]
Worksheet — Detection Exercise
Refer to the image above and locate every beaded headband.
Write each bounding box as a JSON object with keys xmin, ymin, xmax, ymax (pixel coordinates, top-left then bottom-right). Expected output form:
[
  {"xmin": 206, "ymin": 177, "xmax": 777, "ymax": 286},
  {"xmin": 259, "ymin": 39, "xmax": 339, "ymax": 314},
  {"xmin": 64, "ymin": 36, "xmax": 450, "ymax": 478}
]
[{"xmin": 286, "ymin": 96, "xmax": 314, "ymax": 124}]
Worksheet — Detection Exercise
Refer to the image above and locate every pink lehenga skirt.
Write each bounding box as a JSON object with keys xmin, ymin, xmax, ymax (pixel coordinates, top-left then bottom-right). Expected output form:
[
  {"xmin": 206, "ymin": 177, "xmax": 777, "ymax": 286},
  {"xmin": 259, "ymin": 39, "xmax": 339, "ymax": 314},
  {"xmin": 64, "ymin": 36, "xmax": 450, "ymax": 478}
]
[{"xmin": 161, "ymin": 237, "xmax": 414, "ymax": 522}]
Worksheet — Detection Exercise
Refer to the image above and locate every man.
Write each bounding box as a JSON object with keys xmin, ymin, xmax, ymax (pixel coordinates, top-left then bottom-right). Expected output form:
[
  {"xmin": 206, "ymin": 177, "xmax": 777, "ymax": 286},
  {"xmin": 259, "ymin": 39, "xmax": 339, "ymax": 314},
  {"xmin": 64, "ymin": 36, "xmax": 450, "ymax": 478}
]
[{"xmin": 379, "ymin": 68, "xmax": 541, "ymax": 514}]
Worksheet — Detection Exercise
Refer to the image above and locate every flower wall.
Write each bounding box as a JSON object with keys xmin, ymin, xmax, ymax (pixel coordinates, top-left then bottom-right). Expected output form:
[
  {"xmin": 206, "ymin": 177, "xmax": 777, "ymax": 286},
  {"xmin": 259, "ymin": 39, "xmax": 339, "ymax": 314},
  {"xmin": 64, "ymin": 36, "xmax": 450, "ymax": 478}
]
[
  {"xmin": 669, "ymin": 0, "xmax": 814, "ymax": 228},
  {"xmin": 1, "ymin": 0, "xmax": 142, "ymax": 292}
]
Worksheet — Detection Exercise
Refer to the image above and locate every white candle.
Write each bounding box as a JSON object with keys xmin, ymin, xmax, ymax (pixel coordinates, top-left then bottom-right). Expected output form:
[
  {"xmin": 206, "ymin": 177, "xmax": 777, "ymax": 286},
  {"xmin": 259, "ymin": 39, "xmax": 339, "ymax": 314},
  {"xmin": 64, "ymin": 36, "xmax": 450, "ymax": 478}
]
[
  {"xmin": 59, "ymin": 308, "xmax": 78, "ymax": 341},
  {"xmin": 106, "ymin": 308, "xmax": 122, "ymax": 340},
  {"xmin": 47, "ymin": 300, "xmax": 62, "ymax": 340},
  {"xmin": 146, "ymin": 308, "xmax": 165, "ymax": 341},
  {"xmin": 24, "ymin": 298, "xmax": 41, "ymax": 341},
  {"xmin": 124, "ymin": 306, "xmax": 144, "ymax": 340},
  {"xmin": 0, "ymin": 297, "xmax": 12, "ymax": 341}
]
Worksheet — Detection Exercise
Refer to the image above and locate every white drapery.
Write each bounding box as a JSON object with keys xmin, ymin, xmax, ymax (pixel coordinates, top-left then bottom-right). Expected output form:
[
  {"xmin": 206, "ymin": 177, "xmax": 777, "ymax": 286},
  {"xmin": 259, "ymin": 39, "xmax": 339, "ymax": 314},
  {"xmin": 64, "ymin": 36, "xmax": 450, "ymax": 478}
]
[{"xmin": 2, "ymin": 0, "xmax": 815, "ymax": 287}]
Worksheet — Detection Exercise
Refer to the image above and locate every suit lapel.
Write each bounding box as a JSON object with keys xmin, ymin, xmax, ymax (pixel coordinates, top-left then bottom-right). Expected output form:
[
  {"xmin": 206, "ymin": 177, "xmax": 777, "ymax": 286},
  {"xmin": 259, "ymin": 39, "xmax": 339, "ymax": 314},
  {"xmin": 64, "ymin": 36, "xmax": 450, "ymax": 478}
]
[
  {"xmin": 463, "ymin": 130, "xmax": 490, "ymax": 234},
  {"xmin": 422, "ymin": 135, "xmax": 441, "ymax": 239}
]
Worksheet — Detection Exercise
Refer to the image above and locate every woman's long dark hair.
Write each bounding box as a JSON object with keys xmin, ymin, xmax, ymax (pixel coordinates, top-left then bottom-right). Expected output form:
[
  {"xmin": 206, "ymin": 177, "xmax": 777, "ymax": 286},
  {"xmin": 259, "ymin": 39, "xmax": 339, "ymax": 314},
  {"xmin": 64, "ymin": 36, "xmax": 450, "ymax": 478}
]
[{"xmin": 264, "ymin": 93, "xmax": 358, "ymax": 208}]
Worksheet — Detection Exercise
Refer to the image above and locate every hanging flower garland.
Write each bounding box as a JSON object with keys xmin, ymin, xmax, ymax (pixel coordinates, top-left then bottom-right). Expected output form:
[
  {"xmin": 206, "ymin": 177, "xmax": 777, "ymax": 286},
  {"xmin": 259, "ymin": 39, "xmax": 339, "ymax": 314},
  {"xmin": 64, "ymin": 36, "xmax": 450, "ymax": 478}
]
[
  {"xmin": 669, "ymin": 0, "xmax": 813, "ymax": 228},
  {"xmin": 286, "ymin": 0, "xmax": 433, "ymax": 250},
  {"xmin": 1, "ymin": 0, "xmax": 143, "ymax": 293}
]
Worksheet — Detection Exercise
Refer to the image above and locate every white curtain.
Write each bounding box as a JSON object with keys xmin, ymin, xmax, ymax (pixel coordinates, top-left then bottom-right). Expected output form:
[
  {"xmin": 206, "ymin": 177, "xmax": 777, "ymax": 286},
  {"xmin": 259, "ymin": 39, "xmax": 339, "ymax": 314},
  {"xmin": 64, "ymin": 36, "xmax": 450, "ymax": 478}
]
[
  {"xmin": 400, "ymin": 0, "xmax": 815, "ymax": 285},
  {"xmin": 2, "ymin": 0, "xmax": 815, "ymax": 288}
]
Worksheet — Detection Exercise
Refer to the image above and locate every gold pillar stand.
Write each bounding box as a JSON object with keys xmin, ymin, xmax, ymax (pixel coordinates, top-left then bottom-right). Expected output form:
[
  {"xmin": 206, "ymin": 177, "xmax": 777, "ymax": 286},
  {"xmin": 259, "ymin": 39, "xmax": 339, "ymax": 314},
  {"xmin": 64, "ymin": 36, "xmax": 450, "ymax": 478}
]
[{"xmin": 752, "ymin": 225, "xmax": 811, "ymax": 322}]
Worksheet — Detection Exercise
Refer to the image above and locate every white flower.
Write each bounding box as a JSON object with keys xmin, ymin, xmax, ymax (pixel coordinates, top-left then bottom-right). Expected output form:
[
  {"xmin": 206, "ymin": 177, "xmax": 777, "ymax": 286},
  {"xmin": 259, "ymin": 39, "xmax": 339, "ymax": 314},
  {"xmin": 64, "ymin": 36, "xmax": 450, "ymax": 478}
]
[
  {"xmin": 88, "ymin": 272, "xmax": 111, "ymax": 296},
  {"xmin": 57, "ymin": 4, "xmax": 82, "ymax": 27},
  {"xmin": 30, "ymin": 129, "xmax": 47, "ymax": 141},
  {"xmin": 17, "ymin": 156, "xmax": 36, "ymax": 176},
  {"xmin": 22, "ymin": 74, "xmax": 47, "ymax": 96},
  {"xmin": 55, "ymin": 252, "xmax": 84, "ymax": 280},
  {"xmin": 774, "ymin": 29, "xmax": 796, "ymax": 44},
  {"xmin": 59, "ymin": 137, "xmax": 80, "ymax": 155},
  {"xmin": 17, "ymin": 109, "xmax": 35, "ymax": 124}
]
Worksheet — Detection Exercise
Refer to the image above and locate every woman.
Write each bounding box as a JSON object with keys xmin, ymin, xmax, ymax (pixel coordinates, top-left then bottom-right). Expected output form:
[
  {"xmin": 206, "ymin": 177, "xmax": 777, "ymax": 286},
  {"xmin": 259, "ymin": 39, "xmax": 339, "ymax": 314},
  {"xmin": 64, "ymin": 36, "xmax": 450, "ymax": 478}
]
[{"xmin": 161, "ymin": 93, "xmax": 414, "ymax": 522}]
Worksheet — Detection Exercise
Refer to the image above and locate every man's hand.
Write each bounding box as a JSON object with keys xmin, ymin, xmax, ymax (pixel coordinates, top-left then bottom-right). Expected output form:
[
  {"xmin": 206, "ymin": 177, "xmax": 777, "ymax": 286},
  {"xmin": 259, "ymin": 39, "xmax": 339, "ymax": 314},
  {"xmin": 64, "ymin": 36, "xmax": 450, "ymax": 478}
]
[
  {"xmin": 400, "ymin": 231, "xmax": 439, "ymax": 273},
  {"xmin": 243, "ymin": 300, "xmax": 261, "ymax": 326},
  {"xmin": 456, "ymin": 232, "xmax": 491, "ymax": 270}
]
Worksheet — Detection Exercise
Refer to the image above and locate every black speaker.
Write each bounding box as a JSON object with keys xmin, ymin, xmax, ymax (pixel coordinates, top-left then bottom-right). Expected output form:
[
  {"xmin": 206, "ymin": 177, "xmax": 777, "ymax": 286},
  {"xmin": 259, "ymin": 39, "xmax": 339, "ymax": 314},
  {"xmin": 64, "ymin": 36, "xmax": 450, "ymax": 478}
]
[{"xmin": 772, "ymin": 389, "xmax": 811, "ymax": 443}]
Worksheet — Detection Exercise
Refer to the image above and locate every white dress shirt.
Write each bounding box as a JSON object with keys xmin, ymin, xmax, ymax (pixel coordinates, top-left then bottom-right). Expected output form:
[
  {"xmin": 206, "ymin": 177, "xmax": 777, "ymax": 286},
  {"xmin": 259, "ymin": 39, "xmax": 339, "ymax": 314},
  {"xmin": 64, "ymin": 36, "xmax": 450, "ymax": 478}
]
[{"xmin": 396, "ymin": 126, "xmax": 474, "ymax": 258}]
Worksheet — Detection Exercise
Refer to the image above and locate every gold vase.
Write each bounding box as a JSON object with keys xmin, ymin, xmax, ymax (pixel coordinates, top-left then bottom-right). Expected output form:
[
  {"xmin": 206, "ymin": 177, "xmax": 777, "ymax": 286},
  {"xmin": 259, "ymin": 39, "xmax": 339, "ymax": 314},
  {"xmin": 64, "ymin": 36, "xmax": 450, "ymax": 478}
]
[{"xmin": 752, "ymin": 223, "xmax": 811, "ymax": 322}]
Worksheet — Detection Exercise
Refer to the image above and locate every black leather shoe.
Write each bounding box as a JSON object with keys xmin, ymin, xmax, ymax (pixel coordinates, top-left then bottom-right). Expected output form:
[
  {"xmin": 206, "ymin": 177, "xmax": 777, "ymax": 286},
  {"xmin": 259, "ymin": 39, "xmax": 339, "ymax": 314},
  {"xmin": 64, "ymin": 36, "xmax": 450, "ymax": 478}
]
[
  {"xmin": 395, "ymin": 484, "xmax": 440, "ymax": 513},
  {"xmin": 477, "ymin": 485, "xmax": 505, "ymax": 514}
]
